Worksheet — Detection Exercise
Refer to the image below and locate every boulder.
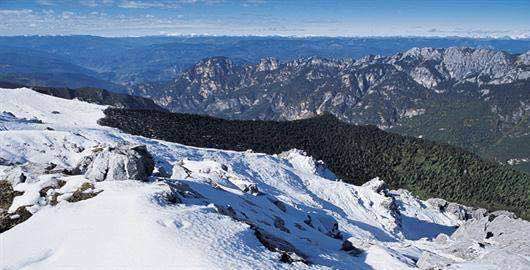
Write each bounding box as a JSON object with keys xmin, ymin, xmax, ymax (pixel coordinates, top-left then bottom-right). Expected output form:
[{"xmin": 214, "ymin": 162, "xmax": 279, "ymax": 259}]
[
  {"xmin": 82, "ymin": 145, "xmax": 154, "ymax": 182},
  {"xmin": 340, "ymin": 239, "xmax": 364, "ymax": 256}
]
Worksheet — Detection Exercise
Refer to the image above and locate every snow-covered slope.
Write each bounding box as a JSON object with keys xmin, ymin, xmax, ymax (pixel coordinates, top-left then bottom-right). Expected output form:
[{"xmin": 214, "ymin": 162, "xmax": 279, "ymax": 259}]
[{"xmin": 0, "ymin": 88, "xmax": 528, "ymax": 270}]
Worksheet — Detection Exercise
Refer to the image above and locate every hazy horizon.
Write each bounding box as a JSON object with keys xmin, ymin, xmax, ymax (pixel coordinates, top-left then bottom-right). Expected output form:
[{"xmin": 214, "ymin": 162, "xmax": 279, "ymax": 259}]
[{"xmin": 1, "ymin": 0, "xmax": 529, "ymax": 38}]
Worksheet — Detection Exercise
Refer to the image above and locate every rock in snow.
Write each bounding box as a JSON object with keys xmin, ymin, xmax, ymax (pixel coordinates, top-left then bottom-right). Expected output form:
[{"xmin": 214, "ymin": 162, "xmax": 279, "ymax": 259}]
[
  {"xmin": 0, "ymin": 87, "xmax": 529, "ymax": 269},
  {"xmin": 82, "ymin": 144, "xmax": 154, "ymax": 182}
]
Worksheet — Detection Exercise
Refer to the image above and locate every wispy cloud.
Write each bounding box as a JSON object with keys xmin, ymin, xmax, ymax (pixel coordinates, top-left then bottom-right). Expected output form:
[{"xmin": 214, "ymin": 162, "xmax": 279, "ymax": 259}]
[
  {"xmin": 0, "ymin": 9, "xmax": 34, "ymax": 16},
  {"xmin": 0, "ymin": 0, "xmax": 528, "ymax": 38},
  {"xmin": 117, "ymin": 0, "xmax": 221, "ymax": 9},
  {"xmin": 36, "ymin": 0, "xmax": 55, "ymax": 6},
  {"xmin": 118, "ymin": 0, "xmax": 174, "ymax": 9}
]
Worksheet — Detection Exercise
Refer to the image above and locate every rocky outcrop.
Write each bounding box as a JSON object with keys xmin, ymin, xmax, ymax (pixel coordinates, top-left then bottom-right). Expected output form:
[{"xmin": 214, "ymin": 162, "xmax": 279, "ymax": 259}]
[
  {"xmin": 3, "ymin": 162, "xmax": 68, "ymax": 185},
  {"xmin": 419, "ymin": 211, "xmax": 530, "ymax": 269},
  {"xmin": 0, "ymin": 181, "xmax": 23, "ymax": 212},
  {"xmin": 362, "ymin": 178, "xmax": 402, "ymax": 233},
  {"xmin": 340, "ymin": 239, "xmax": 364, "ymax": 256},
  {"xmin": 426, "ymin": 197, "xmax": 487, "ymax": 221},
  {"xmin": 0, "ymin": 205, "xmax": 32, "ymax": 233},
  {"xmin": 451, "ymin": 212, "xmax": 530, "ymax": 257},
  {"xmin": 80, "ymin": 145, "xmax": 154, "ymax": 182},
  {"xmin": 254, "ymin": 228, "xmax": 309, "ymax": 264},
  {"xmin": 304, "ymin": 213, "xmax": 342, "ymax": 239},
  {"xmin": 65, "ymin": 182, "xmax": 102, "ymax": 203}
]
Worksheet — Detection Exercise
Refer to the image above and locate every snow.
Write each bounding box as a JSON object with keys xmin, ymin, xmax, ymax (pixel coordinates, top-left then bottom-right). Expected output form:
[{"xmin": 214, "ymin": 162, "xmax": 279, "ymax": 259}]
[
  {"xmin": 0, "ymin": 88, "xmax": 526, "ymax": 269},
  {"xmin": 0, "ymin": 88, "xmax": 106, "ymax": 129}
]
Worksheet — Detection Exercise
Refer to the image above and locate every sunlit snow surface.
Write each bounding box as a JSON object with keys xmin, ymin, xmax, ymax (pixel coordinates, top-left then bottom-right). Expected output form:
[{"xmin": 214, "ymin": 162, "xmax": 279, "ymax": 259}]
[{"xmin": 0, "ymin": 88, "xmax": 502, "ymax": 269}]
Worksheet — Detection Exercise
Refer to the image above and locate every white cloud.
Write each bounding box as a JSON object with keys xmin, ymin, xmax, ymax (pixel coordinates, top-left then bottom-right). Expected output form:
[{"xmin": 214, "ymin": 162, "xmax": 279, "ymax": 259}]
[
  {"xmin": 117, "ymin": 0, "xmax": 221, "ymax": 9},
  {"xmin": 0, "ymin": 9, "xmax": 34, "ymax": 16},
  {"xmin": 37, "ymin": 0, "xmax": 55, "ymax": 6},
  {"xmin": 0, "ymin": 3, "xmax": 527, "ymax": 39},
  {"xmin": 62, "ymin": 11, "xmax": 75, "ymax": 19},
  {"xmin": 118, "ymin": 0, "xmax": 165, "ymax": 9}
]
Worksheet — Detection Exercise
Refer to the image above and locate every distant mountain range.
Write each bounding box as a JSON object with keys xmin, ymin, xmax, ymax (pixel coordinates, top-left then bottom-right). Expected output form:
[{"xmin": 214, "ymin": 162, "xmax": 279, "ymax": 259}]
[
  {"xmin": 1, "ymin": 35, "xmax": 530, "ymax": 85},
  {"xmin": 131, "ymin": 47, "xmax": 530, "ymax": 173}
]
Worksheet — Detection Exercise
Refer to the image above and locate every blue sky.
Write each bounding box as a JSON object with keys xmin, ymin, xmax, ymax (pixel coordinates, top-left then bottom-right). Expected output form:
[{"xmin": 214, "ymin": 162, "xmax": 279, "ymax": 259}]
[{"xmin": 0, "ymin": 0, "xmax": 529, "ymax": 38}]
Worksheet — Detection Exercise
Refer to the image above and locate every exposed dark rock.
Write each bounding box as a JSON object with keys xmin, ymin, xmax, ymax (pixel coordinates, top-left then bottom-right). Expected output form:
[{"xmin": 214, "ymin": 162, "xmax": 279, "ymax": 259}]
[
  {"xmin": 304, "ymin": 213, "xmax": 342, "ymax": 239},
  {"xmin": 66, "ymin": 182, "xmax": 102, "ymax": 203},
  {"xmin": 362, "ymin": 177, "xmax": 389, "ymax": 194},
  {"xmin": 241, "ymin": 183, "xmax": 260, "ymax": 195},
  {"xmin": 273, "ymin": 216, "xmax": 290, "ymax": 233},
  {"xmin": 163, "ymin": 191, "xmax": 181, "ymax": 205},
  {"xmin": 294, "ymin": 223, "xmax": 306, "ymax": 231},
  {"xmin": 254, "ymin": 228, "xmax": 309, "ymax": 264},
  {"xmin": 3, "ymin": 163, "xmax": 69, "ymax": 185},
  {"xmin": 270, "ymin": 199, "xmax": 287, "ymax": 213},
  {"xmin": 3, "ymin": 167, "xmax": 27, "ymax": 185},
  {"xmin": 340, "ymin": 240, "xmax": 363, "ymax": 256},
  {"xmin": 214, "ymin": 204, "xmax": 239, "ymax": 220},
  {"xmin": 39, "ymin": 186, "xmax": 55, "ymax": 198},
  {"xmin": 0, "ymin": 180, "xmax": 24, "ymax": 211},
  {"xmin": 0, "ymin": 157, "xmax": 12, "ymax": 166},
  {"xmin": 427, "ymin": 198, "xmax": 487, "ymax": 221},
  {"xmin": 0, "ymin": 206, "xmax": 32, "ymax": 233}
]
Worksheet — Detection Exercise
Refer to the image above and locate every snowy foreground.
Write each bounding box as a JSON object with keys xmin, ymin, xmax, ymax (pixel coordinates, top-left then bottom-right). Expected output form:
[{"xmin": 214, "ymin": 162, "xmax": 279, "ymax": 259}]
[{"xmin": 0, "ymin": 88, "xmax": 529, "ymax": 270}]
